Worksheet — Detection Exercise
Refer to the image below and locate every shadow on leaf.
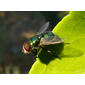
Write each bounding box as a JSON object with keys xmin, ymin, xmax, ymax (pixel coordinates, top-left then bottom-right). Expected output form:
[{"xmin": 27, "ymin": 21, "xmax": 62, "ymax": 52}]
[
  {"xmin": 60, "ymin": 46, "xmax": 83, "ymax": 58},
  {"xmin": 38, "ymin": 43, "xmax": 64, "ymax": 64},
  {"xmin": 38, "ymin": 43, "xmax": 83, "ymax": 64}
]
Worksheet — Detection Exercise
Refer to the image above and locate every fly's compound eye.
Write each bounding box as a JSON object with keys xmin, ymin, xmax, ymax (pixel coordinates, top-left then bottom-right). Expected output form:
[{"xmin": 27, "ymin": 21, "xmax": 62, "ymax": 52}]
[{"xmin": 23, "ymin": 43, "xmax": 31, "ymax": 54}]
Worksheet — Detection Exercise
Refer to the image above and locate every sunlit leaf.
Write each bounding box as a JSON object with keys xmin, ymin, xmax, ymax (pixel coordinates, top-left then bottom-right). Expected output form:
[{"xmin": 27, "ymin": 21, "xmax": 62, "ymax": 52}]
[{"xmin": 29, "ymin": 11, "xmax": 85, "ymax": 74}]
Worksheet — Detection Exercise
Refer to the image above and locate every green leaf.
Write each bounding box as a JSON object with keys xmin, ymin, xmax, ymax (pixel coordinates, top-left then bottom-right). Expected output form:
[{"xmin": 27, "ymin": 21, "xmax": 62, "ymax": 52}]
[{"xmin": 29, "ymin": 11, "xmax": 85, "ymax": 74}]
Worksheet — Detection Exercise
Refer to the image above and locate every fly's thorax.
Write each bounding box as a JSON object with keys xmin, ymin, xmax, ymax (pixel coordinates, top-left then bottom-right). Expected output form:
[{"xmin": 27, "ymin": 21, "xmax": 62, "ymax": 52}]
[{"xmin": 29, "ymin": 35, "xmax": 42, "ymax": 48}]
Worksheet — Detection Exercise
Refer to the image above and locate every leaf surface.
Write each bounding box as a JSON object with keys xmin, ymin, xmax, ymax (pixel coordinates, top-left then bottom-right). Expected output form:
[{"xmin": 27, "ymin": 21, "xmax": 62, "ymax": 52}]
[{"xmin": 29, "ymin": 11, "xmax": 85, "ymax": 74}]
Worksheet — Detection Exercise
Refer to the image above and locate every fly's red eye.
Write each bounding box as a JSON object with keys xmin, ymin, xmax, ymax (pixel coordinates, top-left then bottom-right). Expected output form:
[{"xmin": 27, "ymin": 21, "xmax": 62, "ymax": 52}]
[{"xmin": 24, "ymin": 43, "xmax": 30, "ymax": 52}]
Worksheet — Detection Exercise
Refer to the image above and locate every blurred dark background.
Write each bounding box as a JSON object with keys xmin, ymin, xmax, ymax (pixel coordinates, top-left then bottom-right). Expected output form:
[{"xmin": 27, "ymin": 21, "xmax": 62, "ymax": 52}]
[{"xmin": 0, "ymin": 11, "xmax": 68, "ymax": 74}]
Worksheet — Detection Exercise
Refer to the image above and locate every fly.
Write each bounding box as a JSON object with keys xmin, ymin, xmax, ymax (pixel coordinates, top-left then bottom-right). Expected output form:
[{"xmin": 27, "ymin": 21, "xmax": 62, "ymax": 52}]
[{"xmin": 22, "ymin": 22, "xmax": 64, "ymax": 55}]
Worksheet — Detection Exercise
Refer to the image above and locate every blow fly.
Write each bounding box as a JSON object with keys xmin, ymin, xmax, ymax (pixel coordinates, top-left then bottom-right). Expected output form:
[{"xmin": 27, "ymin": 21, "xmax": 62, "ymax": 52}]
[{"xmin": 22, "ymin": 22, "xmax": 64, "ymax": 55}]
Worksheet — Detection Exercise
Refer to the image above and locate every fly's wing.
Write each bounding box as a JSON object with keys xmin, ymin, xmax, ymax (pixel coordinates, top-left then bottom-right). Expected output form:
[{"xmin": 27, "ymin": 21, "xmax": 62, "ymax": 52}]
[
  {"xmin": 37, "ymin": 22, "xmax": 50, "ymax": 34},
  {"xmin": 39, "ymin": 35, "xmax": 64, "ymax": 46}
]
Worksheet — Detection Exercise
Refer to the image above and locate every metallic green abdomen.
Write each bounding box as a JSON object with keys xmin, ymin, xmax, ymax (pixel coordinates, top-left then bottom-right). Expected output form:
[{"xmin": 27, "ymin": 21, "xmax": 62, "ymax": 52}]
[
  {"xmin": 43, "ymin": 32, "xmax": 54, "ymax": 39},
  {"xmin": 28, "ymin": 32, "xmax": 54, "ymax": 48}
]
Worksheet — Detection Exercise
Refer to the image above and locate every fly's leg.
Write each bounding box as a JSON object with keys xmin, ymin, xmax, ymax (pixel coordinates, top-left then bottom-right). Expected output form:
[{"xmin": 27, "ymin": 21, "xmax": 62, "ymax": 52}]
[
  {"xmin": 31, "ymin": 49, "xmax": 37, "ymax": 56},
  {"xmin": 31, "ymin": 49, "xmax": 38, "ymax": 62},
  {"xmin": 31, "ymin": 47, "xmax": 40, "ymax": 56}
]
